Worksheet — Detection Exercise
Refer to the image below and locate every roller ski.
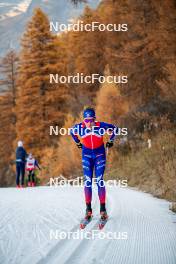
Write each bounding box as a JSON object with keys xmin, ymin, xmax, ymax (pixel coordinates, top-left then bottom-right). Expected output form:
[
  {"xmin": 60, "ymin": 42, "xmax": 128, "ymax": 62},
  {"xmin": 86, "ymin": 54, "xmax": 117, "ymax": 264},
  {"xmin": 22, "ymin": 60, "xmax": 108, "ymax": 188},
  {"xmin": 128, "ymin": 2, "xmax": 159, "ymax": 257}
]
[
  {"xmin": 98, "ymin": 211, "xmax": 108, "ymax": 230},
  {"xmin": 80, "ymin": 210, "xmax": 92, "ymax": 229}
]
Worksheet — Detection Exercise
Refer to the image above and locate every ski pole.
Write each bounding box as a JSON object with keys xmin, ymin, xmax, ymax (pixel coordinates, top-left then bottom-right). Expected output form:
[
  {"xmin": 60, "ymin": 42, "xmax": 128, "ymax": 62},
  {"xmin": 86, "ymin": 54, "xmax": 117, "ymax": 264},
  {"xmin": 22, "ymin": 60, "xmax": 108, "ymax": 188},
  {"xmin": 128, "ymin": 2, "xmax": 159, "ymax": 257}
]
[{"xmin": 106, "ymin": 147, "xmax": 110, "ymax": 178}]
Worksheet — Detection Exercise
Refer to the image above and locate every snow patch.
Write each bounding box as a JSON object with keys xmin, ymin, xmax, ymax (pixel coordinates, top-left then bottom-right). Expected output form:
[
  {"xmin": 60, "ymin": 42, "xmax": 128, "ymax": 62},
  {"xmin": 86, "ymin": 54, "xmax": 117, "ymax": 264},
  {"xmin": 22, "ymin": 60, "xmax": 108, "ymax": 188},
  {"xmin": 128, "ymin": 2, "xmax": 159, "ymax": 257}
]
[
  {"xmin": 0, "ymin": 3, "xmax": 13, "ymax": 7},
  {"xmin": 0, "ymin": 0, "xmax": 32, "ymax": 21}
]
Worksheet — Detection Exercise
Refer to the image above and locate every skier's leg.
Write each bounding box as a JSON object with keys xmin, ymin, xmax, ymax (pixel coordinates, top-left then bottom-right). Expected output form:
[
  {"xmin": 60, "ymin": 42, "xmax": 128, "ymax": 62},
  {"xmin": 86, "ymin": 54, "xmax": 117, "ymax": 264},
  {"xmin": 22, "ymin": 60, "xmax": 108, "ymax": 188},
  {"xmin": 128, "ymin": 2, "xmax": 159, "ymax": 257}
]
[
  {"xmin": 31, "ymin": 171, "xmax": 35, "ymax": 183},
  {"xmin": 82, "ymin": 154, "xmax": 94, "ymax": 212},
  {"xmin": 31, "ymin": 171, "xmax": 35, "ymax": 186},
  {"xmin": 28, "ymin": 171, "xmax": 34, "ymax": 186},
  {"xmin": 16, "ymin": 163, "xmax": 20, "ymax": 186},
  {"xmin": 95, "ymin": 153, "xmax": 106, "ymax": 211},
  {"xmin": 28, "ymin": 171, "xmax": 31, "ymax": 182},
  {"xmin": 28, "ymin": 171, "xmax": 31, "ymax": 186},
  {"xmin": 21, "ymin": 162, "xmax": 25, "ymax": 186}
]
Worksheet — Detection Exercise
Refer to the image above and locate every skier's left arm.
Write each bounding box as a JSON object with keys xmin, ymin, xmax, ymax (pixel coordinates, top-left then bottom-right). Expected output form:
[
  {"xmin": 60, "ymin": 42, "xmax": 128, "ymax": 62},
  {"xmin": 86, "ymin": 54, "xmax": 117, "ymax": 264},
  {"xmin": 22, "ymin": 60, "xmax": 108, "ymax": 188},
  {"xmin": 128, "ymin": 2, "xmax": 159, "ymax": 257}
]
[
  {"xmin": 101, "ymin": 122, "xmax": 118, "ymax": 147},
  {"xmin": 35, "ymin": 160, "xmax": 41, "ymax": 170}
]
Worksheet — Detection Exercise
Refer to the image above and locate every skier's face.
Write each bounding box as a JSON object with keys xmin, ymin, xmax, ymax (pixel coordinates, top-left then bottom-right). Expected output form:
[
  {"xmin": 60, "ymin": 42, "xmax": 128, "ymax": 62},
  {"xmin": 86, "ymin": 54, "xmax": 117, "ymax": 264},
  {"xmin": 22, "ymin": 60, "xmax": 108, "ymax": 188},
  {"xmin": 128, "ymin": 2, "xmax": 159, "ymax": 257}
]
[{"xmin": 84, "ymin": 117, "xmax": 95, "ymax": 128}]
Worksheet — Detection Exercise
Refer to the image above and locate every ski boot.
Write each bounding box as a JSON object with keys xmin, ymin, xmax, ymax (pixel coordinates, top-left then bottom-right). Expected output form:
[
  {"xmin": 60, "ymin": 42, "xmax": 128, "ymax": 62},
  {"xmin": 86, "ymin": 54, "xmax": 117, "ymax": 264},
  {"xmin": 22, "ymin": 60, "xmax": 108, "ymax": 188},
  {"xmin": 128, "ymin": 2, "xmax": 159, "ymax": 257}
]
[
  {"xmin": 80, "ymin": 210, "xmax": 92, "ymax": 229},
  {"xmin": 99, "ymin": 211, "xmax": 108, "ymax": 230}
]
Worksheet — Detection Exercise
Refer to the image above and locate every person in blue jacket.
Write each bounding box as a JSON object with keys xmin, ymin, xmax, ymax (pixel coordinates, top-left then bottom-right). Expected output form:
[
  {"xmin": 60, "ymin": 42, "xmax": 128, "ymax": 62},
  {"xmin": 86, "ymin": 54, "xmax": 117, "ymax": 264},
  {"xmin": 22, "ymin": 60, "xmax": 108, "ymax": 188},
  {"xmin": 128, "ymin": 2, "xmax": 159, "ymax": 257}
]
[
  {"xmin": 71, "ymin": 107, "xmax": 118, "ymax": 221},
  {"xmin": 15, "ymin": 140, "xmax": 27, "ymax": 188}
]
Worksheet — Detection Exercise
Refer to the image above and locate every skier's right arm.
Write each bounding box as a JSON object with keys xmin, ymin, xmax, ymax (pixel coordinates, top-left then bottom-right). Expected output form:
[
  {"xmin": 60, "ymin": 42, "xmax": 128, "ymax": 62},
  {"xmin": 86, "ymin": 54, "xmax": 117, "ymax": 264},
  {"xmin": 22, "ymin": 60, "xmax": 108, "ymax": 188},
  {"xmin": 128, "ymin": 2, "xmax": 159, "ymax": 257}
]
[{"xmin": 70, "ymin": 124, "xmax": 82, "ymax": 149}]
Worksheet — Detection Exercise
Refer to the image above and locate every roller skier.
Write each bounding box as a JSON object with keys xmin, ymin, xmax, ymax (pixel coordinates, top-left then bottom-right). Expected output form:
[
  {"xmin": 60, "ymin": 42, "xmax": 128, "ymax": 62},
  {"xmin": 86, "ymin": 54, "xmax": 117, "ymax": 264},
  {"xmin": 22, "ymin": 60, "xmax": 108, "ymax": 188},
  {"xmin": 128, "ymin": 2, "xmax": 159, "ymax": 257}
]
[
  {"xmin": 26, "ymin": 153, "xmax": 41, "ymax": 187},
  {"xmin": 71, "ymin": 107, "xmax": 118, "ymax": 229}
]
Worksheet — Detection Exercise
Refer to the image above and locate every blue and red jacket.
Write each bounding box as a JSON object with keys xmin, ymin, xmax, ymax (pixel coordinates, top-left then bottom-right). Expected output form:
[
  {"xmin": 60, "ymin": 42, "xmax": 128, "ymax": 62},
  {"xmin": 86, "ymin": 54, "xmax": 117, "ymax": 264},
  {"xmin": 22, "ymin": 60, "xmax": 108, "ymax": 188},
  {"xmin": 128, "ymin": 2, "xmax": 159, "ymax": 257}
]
[{"xmin": 71, "ymin": 121, "xmax": 118, "ymax": 152}]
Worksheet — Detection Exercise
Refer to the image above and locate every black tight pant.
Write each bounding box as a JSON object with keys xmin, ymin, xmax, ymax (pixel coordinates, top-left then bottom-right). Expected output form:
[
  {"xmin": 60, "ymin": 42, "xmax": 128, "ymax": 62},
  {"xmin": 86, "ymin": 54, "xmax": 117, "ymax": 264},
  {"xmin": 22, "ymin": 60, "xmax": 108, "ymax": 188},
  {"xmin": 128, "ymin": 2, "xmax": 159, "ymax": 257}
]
[
  {"xmin": 28, "ymin": 170, "xmax": 35, "ymax": 183},
  {"xmin": 16, "ymin": 162, "xmax": 25, "ymax": 185}
]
